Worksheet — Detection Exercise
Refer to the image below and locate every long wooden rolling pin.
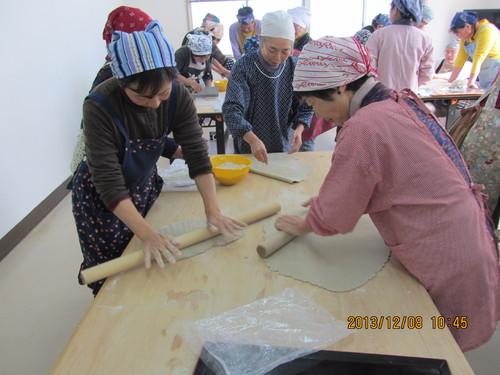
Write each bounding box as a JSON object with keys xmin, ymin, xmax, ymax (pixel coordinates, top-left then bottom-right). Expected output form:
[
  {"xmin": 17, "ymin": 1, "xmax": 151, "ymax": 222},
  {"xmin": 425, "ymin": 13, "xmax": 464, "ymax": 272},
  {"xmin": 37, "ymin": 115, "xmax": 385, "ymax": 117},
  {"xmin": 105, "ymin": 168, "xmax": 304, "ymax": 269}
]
[{"xmin": 79, "ymin": 202, "xmax": 281, "ymax": 285}]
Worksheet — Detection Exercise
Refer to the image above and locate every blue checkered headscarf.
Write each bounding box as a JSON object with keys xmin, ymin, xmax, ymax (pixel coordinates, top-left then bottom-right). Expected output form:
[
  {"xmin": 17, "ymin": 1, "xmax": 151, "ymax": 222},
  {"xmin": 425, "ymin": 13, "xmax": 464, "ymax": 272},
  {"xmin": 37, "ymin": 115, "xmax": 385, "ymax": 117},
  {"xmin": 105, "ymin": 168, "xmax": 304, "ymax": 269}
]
[
  {"xmin": 392, "ymin": 0, "xmax": 423, "ymax": 24},
  {"xmin": 108, "ymin": 20, "xmax": 176, "ymax": 79}
]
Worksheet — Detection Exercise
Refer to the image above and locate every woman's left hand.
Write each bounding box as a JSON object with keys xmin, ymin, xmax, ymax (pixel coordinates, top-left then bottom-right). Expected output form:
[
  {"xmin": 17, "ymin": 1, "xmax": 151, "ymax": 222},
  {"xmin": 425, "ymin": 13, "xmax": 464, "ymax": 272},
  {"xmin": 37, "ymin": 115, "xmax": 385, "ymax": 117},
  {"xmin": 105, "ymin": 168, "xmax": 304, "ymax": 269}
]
[
  {"xmin": 275, "ymin": 214, "xmax": 312, "ymax": 236},
  {"xmin": 206, "ymin": 211, "xmax": 247, "ymax": 239}
]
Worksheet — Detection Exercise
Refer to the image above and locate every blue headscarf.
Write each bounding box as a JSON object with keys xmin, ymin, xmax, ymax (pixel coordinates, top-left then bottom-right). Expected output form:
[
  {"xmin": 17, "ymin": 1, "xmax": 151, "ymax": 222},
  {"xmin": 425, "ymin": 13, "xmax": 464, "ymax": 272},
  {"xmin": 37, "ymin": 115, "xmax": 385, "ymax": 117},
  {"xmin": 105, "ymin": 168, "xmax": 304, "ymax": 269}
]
[
  {"xmin": 422, "ymin": 5, "xmax": 433, "ymax": 23},
  {"xmin": 392, "ymin": 0, "xmax": 423, "ymax": 24},
  {"xmin": 450, "ymin": 11, "xmax": 478, "ymax": 31},
  {"xmin": 372, "ymin": 13, "xmax": 390, "ymax": 27},
  {"xmin": 108, "ymin": 20, "xmax": 176, "ymax": 79}
]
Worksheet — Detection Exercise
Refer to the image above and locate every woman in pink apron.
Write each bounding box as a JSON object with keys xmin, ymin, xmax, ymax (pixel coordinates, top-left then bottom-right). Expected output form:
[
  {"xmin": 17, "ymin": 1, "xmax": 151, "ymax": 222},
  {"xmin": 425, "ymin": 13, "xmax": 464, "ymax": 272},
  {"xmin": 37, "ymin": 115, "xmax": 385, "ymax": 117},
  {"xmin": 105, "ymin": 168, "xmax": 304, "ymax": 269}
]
[{"xmin": 277, "ymin": 36, "xmax": 499, "ymax": 351}]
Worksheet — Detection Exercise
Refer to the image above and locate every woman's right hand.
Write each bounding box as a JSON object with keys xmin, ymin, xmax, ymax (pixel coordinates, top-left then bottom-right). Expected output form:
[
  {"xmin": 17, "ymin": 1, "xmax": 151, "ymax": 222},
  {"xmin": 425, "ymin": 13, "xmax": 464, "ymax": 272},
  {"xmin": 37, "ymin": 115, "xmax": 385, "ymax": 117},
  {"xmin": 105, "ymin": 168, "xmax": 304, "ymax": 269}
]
[
  {"xmin": 140, "ymin": 230, "xmax": 182, "ymax": 269},
  {"xmin": 249, "ymin": 138, "xmax": 268, "ymax": 164},
  {"xmin": 190, "ymin": 80, "xmax": 203, "ymax": 93}
]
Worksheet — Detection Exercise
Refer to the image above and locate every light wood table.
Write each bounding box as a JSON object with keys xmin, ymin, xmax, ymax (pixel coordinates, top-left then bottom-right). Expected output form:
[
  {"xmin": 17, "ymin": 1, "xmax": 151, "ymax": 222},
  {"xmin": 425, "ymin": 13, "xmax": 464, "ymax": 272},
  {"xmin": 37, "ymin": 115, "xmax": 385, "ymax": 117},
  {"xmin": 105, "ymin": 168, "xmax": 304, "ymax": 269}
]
[
  {"xmin": 418, "ymin": 79, "xmax": 484, "ymax": 129},
  {"xmin": 194, "ymin": 93, "xmax": 227, "ymax": 154},
  {"xmin": 51, "ymin": 152, "xmax": 474, "ymax": 375}
]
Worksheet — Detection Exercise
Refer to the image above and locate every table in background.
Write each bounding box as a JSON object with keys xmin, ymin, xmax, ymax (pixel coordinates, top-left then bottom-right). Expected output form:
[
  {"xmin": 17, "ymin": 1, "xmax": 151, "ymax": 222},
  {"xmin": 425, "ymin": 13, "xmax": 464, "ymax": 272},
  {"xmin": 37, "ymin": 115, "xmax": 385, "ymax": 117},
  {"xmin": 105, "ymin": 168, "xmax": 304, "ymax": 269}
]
[
  {"xmin": 418, "ymin": 80, "xmax": 484, "ymax": 129},
  {"xmin": 51, "ymin": 152, "xmax": 474, "ymax": 375},
  {"xmin": 194, "ymin": 92, "xmax": 227, "ymax": 154}
]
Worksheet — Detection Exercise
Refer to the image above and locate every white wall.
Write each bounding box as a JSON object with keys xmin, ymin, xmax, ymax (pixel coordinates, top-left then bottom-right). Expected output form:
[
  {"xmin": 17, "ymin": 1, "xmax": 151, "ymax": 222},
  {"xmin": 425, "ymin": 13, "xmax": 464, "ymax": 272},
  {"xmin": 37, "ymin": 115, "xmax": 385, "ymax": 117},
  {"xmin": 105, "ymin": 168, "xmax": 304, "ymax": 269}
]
[
  {"xmin": 0, "ymin": 0, "xmax": 120, "ymax": 238},
  {"xmin": 426, "ymin": 0, "xmax": 499, "ymax": 62}
]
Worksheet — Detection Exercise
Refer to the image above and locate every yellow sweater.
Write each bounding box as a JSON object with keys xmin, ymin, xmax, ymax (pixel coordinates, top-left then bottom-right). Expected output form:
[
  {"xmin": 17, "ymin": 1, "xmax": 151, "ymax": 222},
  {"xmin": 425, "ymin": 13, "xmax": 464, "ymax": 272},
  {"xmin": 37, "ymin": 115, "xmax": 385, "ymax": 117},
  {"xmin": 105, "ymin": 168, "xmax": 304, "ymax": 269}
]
[{"xmin": 454, "ymin": 19, "xmax": 500, "ymax": 75}]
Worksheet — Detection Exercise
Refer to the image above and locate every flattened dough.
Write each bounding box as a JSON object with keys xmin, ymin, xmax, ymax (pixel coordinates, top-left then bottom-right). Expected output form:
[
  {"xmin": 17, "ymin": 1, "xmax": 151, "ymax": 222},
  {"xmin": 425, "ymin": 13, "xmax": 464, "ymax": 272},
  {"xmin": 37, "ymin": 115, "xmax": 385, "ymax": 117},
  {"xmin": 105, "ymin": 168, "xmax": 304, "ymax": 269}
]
[
  {"xmin": 263, "ymin": 215, "xmax": 390, "ymax": 292},
  {"xmin": 159, "ymin": 220, "xmax": 242, "ymax": 259},
  {"xmin": 250, "ymin": 153, "xmax": 309, "ymax": 183}
]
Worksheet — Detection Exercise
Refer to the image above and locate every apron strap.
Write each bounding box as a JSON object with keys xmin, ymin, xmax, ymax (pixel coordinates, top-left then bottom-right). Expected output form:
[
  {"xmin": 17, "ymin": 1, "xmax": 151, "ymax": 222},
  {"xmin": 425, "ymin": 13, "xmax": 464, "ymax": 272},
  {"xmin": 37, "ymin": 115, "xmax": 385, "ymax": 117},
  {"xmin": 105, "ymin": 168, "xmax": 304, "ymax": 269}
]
[{"xmin": 86, "ymin": 92, "xmax": 130, "ymax": 144}]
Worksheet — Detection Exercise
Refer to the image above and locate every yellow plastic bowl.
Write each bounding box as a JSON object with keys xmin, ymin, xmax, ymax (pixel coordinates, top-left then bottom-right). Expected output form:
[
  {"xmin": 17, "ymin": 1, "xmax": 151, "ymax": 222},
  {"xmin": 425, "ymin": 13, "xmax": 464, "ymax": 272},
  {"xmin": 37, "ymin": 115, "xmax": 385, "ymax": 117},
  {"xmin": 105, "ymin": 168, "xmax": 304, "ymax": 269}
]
[
  {"xmin": 211, "ymin": 155, "xmax": 252, "ymax": 185},
  {"xmin": 214, "ymin": 79, "xmax": 228, "ymax": 92}
]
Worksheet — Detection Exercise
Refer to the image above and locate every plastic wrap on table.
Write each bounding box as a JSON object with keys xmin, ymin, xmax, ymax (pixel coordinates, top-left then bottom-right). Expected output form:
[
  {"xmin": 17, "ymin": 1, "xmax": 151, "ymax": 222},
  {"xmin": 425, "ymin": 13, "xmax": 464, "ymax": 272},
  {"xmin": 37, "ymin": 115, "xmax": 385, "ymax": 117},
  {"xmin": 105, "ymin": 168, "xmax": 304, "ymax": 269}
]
[{"xmin": 183, "ymin": 288, "xmax": 350, "ymax": 375}]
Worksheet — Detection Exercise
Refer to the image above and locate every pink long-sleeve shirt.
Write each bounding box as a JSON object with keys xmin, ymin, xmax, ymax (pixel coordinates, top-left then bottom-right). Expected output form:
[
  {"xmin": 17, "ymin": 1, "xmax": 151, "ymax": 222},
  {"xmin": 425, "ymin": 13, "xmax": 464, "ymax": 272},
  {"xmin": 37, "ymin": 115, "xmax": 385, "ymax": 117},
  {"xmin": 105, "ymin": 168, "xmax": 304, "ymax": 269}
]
[
  {"xmin": 307, "ymin": 96, "xmax": 499, "ymax": 351},
  {"xmin": 366, "ymin": 25, "xmax": 434, "ymax": 91}
]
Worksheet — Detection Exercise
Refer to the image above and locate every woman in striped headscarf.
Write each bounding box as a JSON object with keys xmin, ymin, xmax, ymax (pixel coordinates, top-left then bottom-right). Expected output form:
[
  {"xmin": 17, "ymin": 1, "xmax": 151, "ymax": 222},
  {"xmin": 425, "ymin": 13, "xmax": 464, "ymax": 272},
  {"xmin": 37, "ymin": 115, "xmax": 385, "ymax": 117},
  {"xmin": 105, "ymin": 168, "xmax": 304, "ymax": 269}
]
[
  {"xmin": 70, "ymin": 21, "xmax": 244, "ymax": 295},
  {"xmin": 275, "ymin": 36, "xmax": 499, "ymax": 352}
]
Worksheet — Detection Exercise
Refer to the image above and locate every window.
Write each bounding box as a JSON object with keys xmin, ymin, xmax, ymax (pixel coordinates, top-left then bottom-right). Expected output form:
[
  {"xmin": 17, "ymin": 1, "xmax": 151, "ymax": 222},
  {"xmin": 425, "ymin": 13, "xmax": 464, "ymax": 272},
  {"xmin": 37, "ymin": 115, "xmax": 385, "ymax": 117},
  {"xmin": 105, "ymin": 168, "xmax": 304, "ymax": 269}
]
[
  {"xmin": 189, "ymin": 0, "xmax": 392, "ymax": 54},
  {"xmin": 189, "ymin": 0, "xmax": 303, "ymax": 55}
]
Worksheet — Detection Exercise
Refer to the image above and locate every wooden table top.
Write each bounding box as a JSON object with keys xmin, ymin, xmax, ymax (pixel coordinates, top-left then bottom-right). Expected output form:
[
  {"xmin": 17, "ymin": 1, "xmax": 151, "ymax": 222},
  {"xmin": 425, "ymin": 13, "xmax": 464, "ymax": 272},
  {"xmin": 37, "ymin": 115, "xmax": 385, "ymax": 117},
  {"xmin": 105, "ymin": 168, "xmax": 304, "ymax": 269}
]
[
  {"xmin": 418, "ymin": 79, "xmax": 484, "ymax": 101},
  {"xmin": 51, "ymin": 152, "xmax": 473, "ymax": 375},
  {"xmin": 194, "ymin": 92, "xmax": 225, "ymax": 114}
]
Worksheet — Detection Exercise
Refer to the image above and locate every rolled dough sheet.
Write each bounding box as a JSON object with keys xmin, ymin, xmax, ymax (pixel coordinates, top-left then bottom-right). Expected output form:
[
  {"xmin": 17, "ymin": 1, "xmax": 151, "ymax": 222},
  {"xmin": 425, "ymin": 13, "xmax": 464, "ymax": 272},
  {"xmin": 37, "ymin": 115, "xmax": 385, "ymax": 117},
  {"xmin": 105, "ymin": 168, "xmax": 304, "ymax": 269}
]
[
  {"xmin": 264, "ymin": 215, "xmax": 390, "ymax": 292},
  {"xmin": 159, "ymin": 219, "xmax": 242, "ymax": 259},
  {"xmin": 250, "ymin": 153, "xmax": 309, "ymax": 183}
]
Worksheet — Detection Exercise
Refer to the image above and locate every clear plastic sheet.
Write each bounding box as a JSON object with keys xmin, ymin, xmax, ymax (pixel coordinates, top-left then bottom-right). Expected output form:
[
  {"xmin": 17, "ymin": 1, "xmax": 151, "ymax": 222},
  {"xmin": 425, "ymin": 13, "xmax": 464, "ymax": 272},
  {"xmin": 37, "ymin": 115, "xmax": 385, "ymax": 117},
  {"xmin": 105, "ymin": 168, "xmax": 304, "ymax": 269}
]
[{"xmin": 184, "ymin": 288, "xmax": 350, "ymax": 375}]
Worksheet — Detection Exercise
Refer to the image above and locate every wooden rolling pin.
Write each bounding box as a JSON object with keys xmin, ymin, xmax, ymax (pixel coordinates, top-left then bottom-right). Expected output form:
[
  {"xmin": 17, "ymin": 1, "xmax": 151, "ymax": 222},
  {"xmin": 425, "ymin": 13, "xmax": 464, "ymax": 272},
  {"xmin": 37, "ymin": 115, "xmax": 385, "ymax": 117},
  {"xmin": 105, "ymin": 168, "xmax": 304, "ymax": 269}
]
[
  {"xmin": 256, "ymin": 207, "xmax": 309, "ymax": 258},
  {"xmin": 79, "ymin": 202, "xmax": 281, "ymax": 285},
  {"xmin": 256, "ymin": 231, "xmax": 296, "ymax": 258}
]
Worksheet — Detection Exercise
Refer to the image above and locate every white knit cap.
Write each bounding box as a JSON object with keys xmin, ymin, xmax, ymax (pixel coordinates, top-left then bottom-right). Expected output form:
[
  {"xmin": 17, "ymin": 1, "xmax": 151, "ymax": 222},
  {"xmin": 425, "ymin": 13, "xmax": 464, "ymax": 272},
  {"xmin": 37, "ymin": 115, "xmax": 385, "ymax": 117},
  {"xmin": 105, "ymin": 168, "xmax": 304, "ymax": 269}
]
[
  {"xmin": 287, "ymin": 7, "xmax": 311, "ymax": 30},
  {"xmin": 260, "ymin": 10, "xmax": 295, "ymax": 42}
]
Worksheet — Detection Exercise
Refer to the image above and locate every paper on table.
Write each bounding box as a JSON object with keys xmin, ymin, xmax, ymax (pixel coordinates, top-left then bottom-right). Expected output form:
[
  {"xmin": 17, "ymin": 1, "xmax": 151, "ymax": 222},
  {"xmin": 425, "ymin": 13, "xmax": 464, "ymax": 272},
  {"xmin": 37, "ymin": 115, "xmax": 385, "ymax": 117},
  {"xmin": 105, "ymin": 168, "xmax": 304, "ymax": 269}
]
[
  {"xmin": 250, "ymin": 153, "xmax": 309, "ymax": 183},
  {"xmin": 160, "ymin": 159, "xmax": 197, "ymax": 192}
]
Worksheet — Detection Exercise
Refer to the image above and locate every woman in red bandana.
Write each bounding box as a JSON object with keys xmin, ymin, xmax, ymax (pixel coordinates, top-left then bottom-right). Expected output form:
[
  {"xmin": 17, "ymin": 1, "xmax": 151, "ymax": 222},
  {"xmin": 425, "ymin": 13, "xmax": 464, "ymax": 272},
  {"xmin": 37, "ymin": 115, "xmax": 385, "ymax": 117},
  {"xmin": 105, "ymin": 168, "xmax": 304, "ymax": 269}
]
[{"xmin": 92, "ymin": 6, "xmax": 153, "ymax": 89}]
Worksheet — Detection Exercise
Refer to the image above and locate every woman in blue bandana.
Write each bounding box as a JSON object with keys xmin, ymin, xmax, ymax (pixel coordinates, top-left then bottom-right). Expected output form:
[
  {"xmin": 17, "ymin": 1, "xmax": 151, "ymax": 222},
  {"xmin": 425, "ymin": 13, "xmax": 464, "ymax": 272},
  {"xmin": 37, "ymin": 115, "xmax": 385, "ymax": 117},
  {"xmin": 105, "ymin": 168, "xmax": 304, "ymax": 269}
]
[
  {"xmin": 71, "ymin": 21, "xmax": 244, "ymax": 295},
  {"xmin": 229, "ymin": 7, "xmax": 262, "ymax": 60},
  {"xmin": 448, "ymin": 11, "xmax": 500, "ymax": 89}
]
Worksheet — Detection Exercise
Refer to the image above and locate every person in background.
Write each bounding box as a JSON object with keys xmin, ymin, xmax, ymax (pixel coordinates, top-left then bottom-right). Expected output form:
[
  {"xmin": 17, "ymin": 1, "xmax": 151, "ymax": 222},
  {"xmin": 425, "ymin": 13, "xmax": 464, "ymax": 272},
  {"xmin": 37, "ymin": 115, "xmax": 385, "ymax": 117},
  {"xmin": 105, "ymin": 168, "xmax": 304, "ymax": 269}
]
[
  {"xmin": 277, "ymin": 35, "xmax": 499, "ymax": 352},
  {"xmin": 182, "ymin": 13, "xmax": 234, "ymax": 78},
  {"xmin": 432, "ymin": 40, "xmax": 472, "ymax": 118},
  {"xmin": 229, "ymin": 6, "xmax": 262, "ymax": 60},
  {"xmin": 71, "ymin": 21, "xmax": 244, "ymax": 295},
  {"xmin": 223, "ymin": 10, "xmax": 313, "ymax": 162},
  {"xmin": 353, "ymin": 29, "xmax": 372, "ymax": 45},
  {"xmin": 175, "ymin": 34, "xmax": 213, "ymax": 93},
  {"xmin": 363, "ymin": 13, "xmax": 391, "ymax": 33},
  {"xmin": 355, "ymin": 14, "xmax": 390, "ymax": 45},
  {"xmin": 417, "ymin": 4, "xmax": 433, "ymax": 29},
  {"xmin": 288, "ymin": 6, "xmax": 334, "ymax": 151},
  {"xmin": 366, "ymin": 0, "xmax": 433, "ymax": 91},
  {"xmin": 449, "ymin": 11, "xmax": 500, "ymax": 89},
  {"xmin": 243, "ymin": 35, "xmax": 260, "ymax": 54},
  {"xmin": 435, "ymin": 39, "xmax": 472, "ymax": 79},
  {"xmin": 287, "ymin": 7, "xmax": 312, "ymax": 56}
]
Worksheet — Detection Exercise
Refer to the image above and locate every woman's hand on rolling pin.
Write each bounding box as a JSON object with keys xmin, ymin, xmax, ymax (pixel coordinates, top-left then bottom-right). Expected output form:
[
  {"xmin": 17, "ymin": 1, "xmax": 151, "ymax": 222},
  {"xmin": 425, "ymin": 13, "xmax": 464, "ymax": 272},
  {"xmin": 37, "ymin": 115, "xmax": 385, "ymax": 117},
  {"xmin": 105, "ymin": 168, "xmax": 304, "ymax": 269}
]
[
  {"xmin": 275, "ymin": 215, "xmax": 312, "ymax": 236},
  {"xmin": 206, "ymin": 211, "xmax": 247, "ymax": 240},
  {"xmin": 140, "ymin": 230, "xmax": 181, "ymax": 269}
]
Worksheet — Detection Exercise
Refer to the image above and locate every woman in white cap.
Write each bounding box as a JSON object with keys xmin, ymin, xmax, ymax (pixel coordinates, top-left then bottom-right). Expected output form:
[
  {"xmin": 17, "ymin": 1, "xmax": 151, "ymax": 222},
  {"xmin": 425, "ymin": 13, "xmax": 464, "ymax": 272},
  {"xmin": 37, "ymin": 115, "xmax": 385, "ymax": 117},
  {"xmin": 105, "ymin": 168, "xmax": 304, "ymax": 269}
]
[
  {"xmin": 287, "ymin": 7, "xmax": 312, "ymax": 57},
  {"xmin": 175, "ymin": 34, "xmax": 214, "ymax": 93},
  {"xmin": 71, "ymin": 21, "xmax": 244, "ymax": 295},
  {"xmin": 276, "ymin": 36, "xmax": 499, "ymax": 352},
  {"xmin": 366, "ymin": 0, "xmax": 434, "ymax": 91},
  {"xmin": 223, "ymin": 10, "xmax": 313, "ymax": 163}
]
